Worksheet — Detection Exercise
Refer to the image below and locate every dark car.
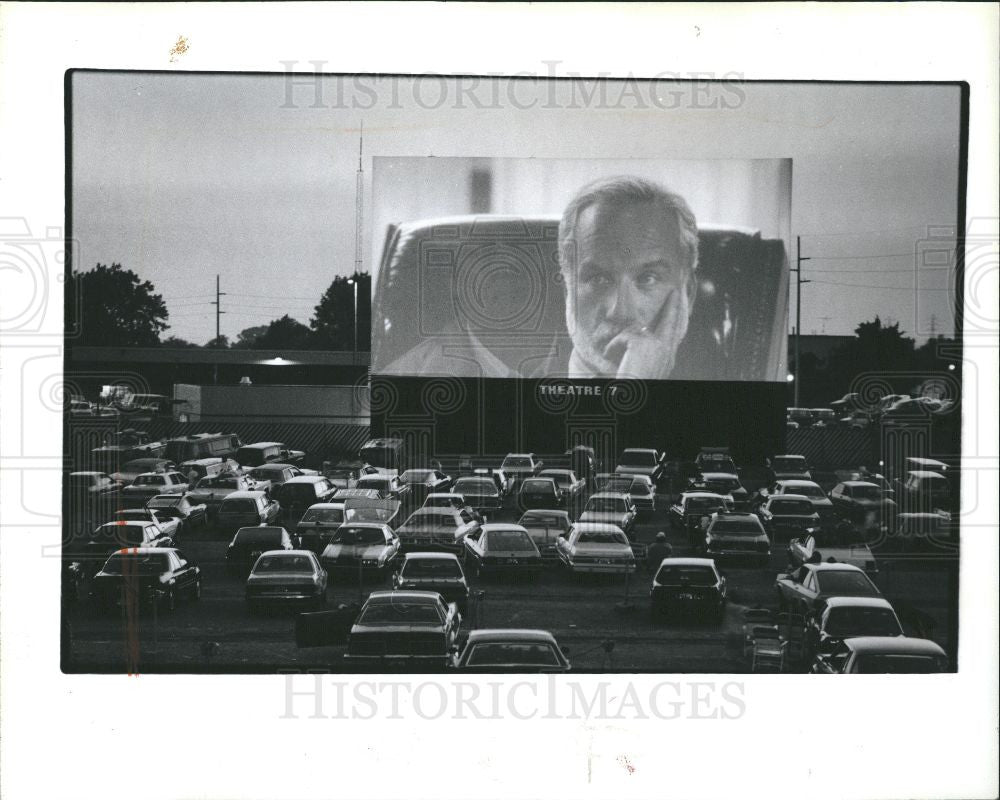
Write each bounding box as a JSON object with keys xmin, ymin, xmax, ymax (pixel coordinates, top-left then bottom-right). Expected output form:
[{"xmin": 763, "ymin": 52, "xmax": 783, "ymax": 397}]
[
  {"xmin": 319, "ymin": 523, "xmax": 400, "ymax": 575},
  {"xmin": 538, "ymin": 469, "xmax": 587, "ymax": 505},
  {"xmin": 145, "ymin": 493, "xmax": 208, "ymax": 533},
  {"xmin": 272, "ymin": 476, "xmax": 338, "ymax": 528},
  {"xmin": 226, "ymin": 525, "xmax": 295, "ymax": 576},
  {"xmin": 235, "ymin": 441, "xmax": 306, "ymax": 468},
  {"xmin": 669, "ymin": 491, "xmax": 729, "ymax": 545},
  {"xmin": 91, "ymin": 547, "xmax": 201, "ymax": 611},
  {"xmin": 346, "ymin": 590, "xmax": 462, "ymax": 666},
  {"xmin": 500, "ymin": 453, "xmax": 543, "ymax": 486},
  {"xmin": 829, "ymin": 480, "xmax": 897, "ymax": 527},
  {"xmin": 109, "ymin": 457, "xmax": 175, "ymax": 486},
  {"xmin": 294, "ymin": 502, "xmax": 346, "ymax": 553},
  {"xmin": 804, "ymin": 596, "xmax": 904, "ymax": 658},
  {"xmin": 615, "ymin": 448, "xmax": 665, "ymax": 483},
  {"xmin": 775, "ymin": 562, "xmax": 882, "ymax": 614},
  {"xmin": 245, "ymin": 550, "xmax": 327, "ymax": 612},
  {"xmin": 216, "ymin": 490, "xmax": 281, "ymax": 532},
  {"xmin": 698, "ymin": 473, "xmax": 750, "ymax": 509},
  {"xmin": 650, "ymin": 558, "xmax": 727, "ymax": 622},
  {"xmin": 398, "ymin": 468, "xmax": 453, "ymax": 502},
  {"xmin": 81, "ymin": 520, "xmax": 174, "ymax": 562},
  {"xmin": 703, "ymin": 512, "xmax": 771, "ymax": 564},
  {"xmin": 393, "ymin": 552, "xmax": 470, "ymax": 612},
  {"xmin": 67, "ymin": 471, "xmax": 122, "ymax": 500},
  {"xmin": 518, "ymin": 477, "xmax": 564, "ymax": 512},
  {"xmin": 517, "ymin": 509, "xmax": 572, "ymax": 560},
  {"xmin": 812, "ymin": 636, "xmax": 948, "ymax": 674},
  {"xmin": 757, "ymin": 495, "xmax": 820, "ymax": 542},
  {"xmin": 247, "ymin": 463, "xmax": 316, "ymax": 487},
  {"xmin": 451, "ymin": 476, "xmax": 503, "ymax": 513},
  {"xmin": 767, "ymin": 454, "xmax": 812, "ymax": 482},
  {"xmin": 772, "ymin": 480, "xmax": 836, "ymax": 528},
  {"xmin": 452, "ymin": 629, "xmax": 571, "ymax": 673},
  {"xmin": 463, "ymin": 524, "xmax": 543, "ymax": 577},
  {"xmin": 396, "ymin": 507, "xmax": 480, "ymax": 555}
]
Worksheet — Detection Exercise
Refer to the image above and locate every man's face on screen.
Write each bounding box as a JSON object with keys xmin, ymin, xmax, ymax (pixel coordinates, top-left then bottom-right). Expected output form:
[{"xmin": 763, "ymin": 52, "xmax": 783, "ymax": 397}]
[{"xmin": 563, "ymin": 199, "xmax": 693, "ymax": 376}]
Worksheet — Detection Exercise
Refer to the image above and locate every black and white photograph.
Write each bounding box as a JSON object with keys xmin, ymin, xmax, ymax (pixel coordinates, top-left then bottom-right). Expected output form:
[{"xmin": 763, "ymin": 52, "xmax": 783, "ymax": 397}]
[{"xmin": 1, "ymin": 5, "xmax": 996, "ymax": 800}]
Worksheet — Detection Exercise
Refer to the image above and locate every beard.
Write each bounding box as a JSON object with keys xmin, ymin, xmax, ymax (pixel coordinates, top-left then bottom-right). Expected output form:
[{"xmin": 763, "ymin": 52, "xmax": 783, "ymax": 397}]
[{"xmin": 564, "ymin": 302, "xmax": 622, "ymax": 377}]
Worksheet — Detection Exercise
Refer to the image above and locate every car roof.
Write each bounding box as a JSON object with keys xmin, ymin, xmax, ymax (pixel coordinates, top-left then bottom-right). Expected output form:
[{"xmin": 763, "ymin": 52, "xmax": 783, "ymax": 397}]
[
  {"xmin": 824, "ymin": 596, "xmax": 894, "ymax": 610},
  {"xmin": 133, "ymin": 471, "xmax": 171, "ymax": 478},
  {"xmin": 481, "ymin": 523, "xmax": 529, "ymax": 533},
  {"xmin": 257, "ymin": 549, "xmax": 315, "ymax": 557},
  {"xmin": 777, "ymin": 479, "xmax": 821, "ymax": 487},
  {"xmin": 520, "ymin": 509, "xmax": 570, "ymax": 518},
  {"xmin": 907, "ymin": 470, "xmax": 948, "ymax": 479},
  {"xmin": 700, "ymin": 471, "xmax": 737, "ymax": 480},
  {"xmin": 808, "ymin": 562, "xmax": 865, "ymax": 573},
  {"xmin": 71, "ymin": 470, "xmax": 104, "ymax": 476},
  {"xmin": 338, "ymin": 521, "xmax": 391, "ymax": 530},
  {"xmin": 657, "ymin": 557, "xmax": 717, "ymax": 567},
  {"xmin": 622, "ymin": 447, "xmax": 657, "ymax": 453},
  {"xmin": 237, "ymin": 525, "xmax": 287, "ymax": 535},
  {"xmin": 840, "ymin": 480, "xmax": 880, "ymax": 488},
  {"xmin": 100, "ymin": 520, "xmax": 156, "ymax": 528},
  {"xmin": 426, "ymin": 492, "xmax": 464, "ymax": 498},
  {"xmin": 571, "ymin": 522, "xmax": 626, "ymax": 532},
  {"xmin": 504, "ymin": 453, "xmax": 534, "ymax": 458},
  {"xmin": 282, "ymin": 475, "xmax": 325, "ymax": 484},
  {"xmin": 681, "ymin": 491, "xmax": 727, "ymax": 500},
  {"xmin": 768, "ymin": 494, "xmax": 813, "ymax": 502},
  {"xmin": 224, "ymin": 490, "xmax": 267, "ymax": 499},
  {"xmin": 403, "ymin": 551, "xmax": 461, "ymax": 562},
  {"xmin": 466, "ymin": 629, "xmax": 559, "ymax": 644},
  {"xmin": 241, "ymin": 441, "xmax": 285, "ymax": 449},
  {"xmin": 306, "ymin": 502, "xmax": 345, "ymax": 510},
  {"xmin": 588, "ymin": 491, "xmax": 628, "ymax": 500},
  {"xmin": 539, "ymin": 468, "xmax": 573, "ymax": 475},
  {"xmin": 773, "ymin": 454, "xmax": 807, "ymax": 459},
  {"xmin": 251, "ymin": 464, "xmax": 292, "ymax": 471},
  {"xmin": 112, "ymin": 547, "xmax": 175, "ymax": 556},
  {"xmin": 366, "ymin": 590, "xmax": 442, "ymax": 603},
  {"xmin": 844, "ymin": 636, "xmax": 946, "ymax": 656}
]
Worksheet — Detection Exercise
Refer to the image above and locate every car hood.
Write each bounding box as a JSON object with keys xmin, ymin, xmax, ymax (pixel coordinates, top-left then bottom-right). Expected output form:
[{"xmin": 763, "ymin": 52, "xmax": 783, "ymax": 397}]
[{"xmin": 322, "ymin": 543, "xmax": 387, "ymax": 560}]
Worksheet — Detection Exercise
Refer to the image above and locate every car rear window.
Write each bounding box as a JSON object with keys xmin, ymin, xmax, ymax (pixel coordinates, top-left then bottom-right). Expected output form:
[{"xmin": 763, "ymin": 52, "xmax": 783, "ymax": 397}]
[
  {"xmin": 277, "ymin": 484, "xmax": 319, "ymax": 504},
  {"xmin": 825, "ymin": 608, "xmax": 901, "ymax": 637},
  {"xmin": 486, "ymin": 530, "xmax": 533, "ymax": 551},
  {"xmin": 467, "ymin": 643, "xmax": 559, "ymax": 667},
  {"xmin": 103, "ymin": 553, "xmax": 170, "ymax": 575},
  {"xmin": 402, "ymin": 559, "xmax": 462, "ymax": 578},
  {"xmin": 300, "ymin": 508, "xmax": 344, "ymax": 525},
  {"xmin": 405, "ymin": 512, "xmax": 457, "ymax": 530},
  {"xmin": 816, "ymin": 571, "xmax": 877, "ymax": 594},
  {"xmin": 711, "ymin": 520, "xmax": 762, "ymax": 535},
  {"xmin": 330, "ymin": 527, "xmax": 386, "ymax": 545},
  {"xmin": 586, "ymin": 497, "xmax": 625, "ymax": 513},
  {"xmin": 521, "ymin": 479, "xmax": 553, "ymax": 492},
  {"xmin": 455, "ymin": 478, "xmax": 494, "ymax": 492},
  {"xmin": 577, "ymin": 529, "xmax": 628, "ymax": 545},
  {"xmin": 773, "ymin": 457, "xmax": 807, "ymax": 470},
  {"xmin": 222, "ymin": 499, "xmax": 257, "ymax": 513},
  {"xmin": 233, "ymin": 530, "xmax": 282, "ymax": 546},
  {"xmin": 770, "ymin": 499, "xmax": 814, "ymax": 515},
  {"xmin": 358, "ymin": 602, "xmax": 442, "ymax": 625},
  {"xmin": 253, "ymin": 554, "xmax": 312, "ymax": 573},
  {"xmin": 854, "ymin": 654, "xmax": 945, "ymax": 674},
  {"xmin": 655, "ymin": 565, "xmax": 717, "ymax": 586}
]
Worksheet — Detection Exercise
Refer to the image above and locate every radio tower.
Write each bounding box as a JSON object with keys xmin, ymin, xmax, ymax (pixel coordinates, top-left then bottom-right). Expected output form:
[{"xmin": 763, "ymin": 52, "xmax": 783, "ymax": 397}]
[{"xmin": 354, "ymin": 121, "xmax": 364, "ymax": 277}]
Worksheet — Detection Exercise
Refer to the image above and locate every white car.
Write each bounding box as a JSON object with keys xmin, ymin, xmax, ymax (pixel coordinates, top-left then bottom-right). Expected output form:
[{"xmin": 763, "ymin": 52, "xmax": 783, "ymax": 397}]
[{"xmin": 555, "ymin": 523, "xmax": 636, "ymax": 574}]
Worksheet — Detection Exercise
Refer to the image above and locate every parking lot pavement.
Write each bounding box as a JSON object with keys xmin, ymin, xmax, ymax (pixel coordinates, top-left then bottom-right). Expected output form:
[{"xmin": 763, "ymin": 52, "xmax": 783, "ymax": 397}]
[{"xmin": 63, "ymin": 480, "xmax": 956, "ymax": 673}]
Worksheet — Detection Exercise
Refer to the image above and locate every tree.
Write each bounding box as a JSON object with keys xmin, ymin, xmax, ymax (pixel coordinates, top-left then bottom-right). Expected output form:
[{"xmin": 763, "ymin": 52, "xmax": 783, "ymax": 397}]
[
  {"xmin": 161, "ymin": 335, "xmax": 199, "ymax": 348},
  {"xmin": 254, "ymin": 315, "xmax": 313, "ymax": 350},
  {"xmin": 204, "ymin": 335, "xmax": 230, "ymax": 349},
  {"xmin": 825, "ymin": 317, "xmax": 917, "ymax": 399},
  {"xmin": 67, "ymin": 262, "xmax": 168, "ymax": 346},
  {"xmin": 232, "ymin": 325, "xmax": 269, "ymax": 349},
  {"xmin": 310, "ymin": 272, "xmax": 371, "ymax": 351}
]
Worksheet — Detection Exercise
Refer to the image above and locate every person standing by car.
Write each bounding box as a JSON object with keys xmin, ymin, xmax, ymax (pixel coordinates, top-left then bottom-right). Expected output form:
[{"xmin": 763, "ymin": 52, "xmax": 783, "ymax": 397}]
[{"xmin": 646, "ymin": 531, "xmax": 673, "ymax": 575}]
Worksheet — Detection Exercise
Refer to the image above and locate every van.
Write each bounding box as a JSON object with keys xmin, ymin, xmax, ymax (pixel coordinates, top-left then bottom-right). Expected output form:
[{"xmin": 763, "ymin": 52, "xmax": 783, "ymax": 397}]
[
  {"xmin": 164, "ymin": 433, "xmax": 242, "ymax": 464},
  {"xmin": 177, "ymin": 458, "xmax": 232, "ymax": 482},
  {"xmin": 235, "ymin": 441, "xmax": 305, "ymax": 468},
  {"xmin": 359, "ymin": 437, "xmax": 406, "ymax": 476}
]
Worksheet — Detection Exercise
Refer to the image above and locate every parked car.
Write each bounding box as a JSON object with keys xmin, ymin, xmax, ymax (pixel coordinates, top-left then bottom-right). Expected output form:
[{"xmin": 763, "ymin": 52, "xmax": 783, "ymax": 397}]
[
  {"xmin": 612, "ymin": 473, "xmax": 657, "ymax": 513},
  {"xmin": 393, "ymin": 552, "xmax": 469, "ymax": 612},
  {"xmin": 273, "ymin": 476, "xmax": 338, "ymax": 528},
  {"xmin": 565, "ymin": 445, "xmax": 596, "ymax": 487},
  {"xmin": 91, "ymin": 547, "xmax": 201, "ymax": 610},
  {"xmin": 810, "ymin": 408, "xmax": 837, "ymax": 427},
  {"xmin": 187, "ymin": 473, "xmax": 266, "ymax": 514},
  {"xmin": 518, "ymin": 477, "xmax": 564, "ymax": 512},
  {"xmin": 226, "ymin": 525, "xmax": 295, "ymax": 576},
  {"xmin": 295, "ymin": 502, "xmax": 347, "ymax": 553},
  {"xmin": 452, "ymin": 629, "xmax": 571, "ymax": 672},
  {"xmin": 355, "ymin": 473, "xmax": 411, "ymax": 502},
  {"xmin": 343, "ymin": 496, "xmax": 402, "ymax": 527},
  {"xmin": 177, "ymin": 457, "xmax": 235, "ymax": 484},
  {"xmin": 812, "ymin": 636, "xmax": 948, "ymax": 674},
  {"xmin": 772, "ymin": 479, "xmax": 836, "ymax": 528},
  {"xmin": 472, "ymin": 467, "xmax": 515, "ymax": 498},
  {"xmin": 695, "ymin": 448, "xmax": 739, "ymax": 476},
  {"xmin": 829, "ymin": 480, "xmax": 897, "ymax": 527},
  {"xmin": 767, "ymin": 454, "xmax": 812, "ymax": 482},
  {"xmin": 216, "ymin": 490, "xmax": 280, "ymax": 531},
  {"xmin": 109, "ymin": 457, "xmax": 175, "ymax": 485},
  {"xmin": 757, "ymin": 494, "xmax": 820, "ymax": 542},
  {"xmin": 669, "ymin": 491, "xmax": 730, "ymax": 544},
  {"xmin": 247, "ymin": 463, "xmax": 316, "ymax": 487},
  {"xmin": 888, "ymin": 512, "xmax": 957, "ymax": 553},
  {"xmin": 113, "ymin": 507, "xmax": 182, "ymax": 539},
  {"xmin": 422, "ymin": 492, "xmax": 483, "ymax": 523},
  {"xmin": 615, "ymin": 447, "xmax": 665, "ymax": 483},
  {"xmin": 538, "ymin": 469, "xmax": 587, "ymax": 504},
  {"xmin": 321, "ymin": 459, "xmax": 379, "ymax": 491},
  {"xmin": 82, "ymin": 520, "xmax": 174, "ymax": 562},
  {"xmin": 463, "ymin": 524, "xmax": 543, "ymax": 577},
  {"xmin": 517, "ymin": 509, "xmax": 572, "ymax": 560},
  {"xmin": 235, "ymin": 441, "xmax": 306, "ymax": 468},
  {"xmin": 346, "ymin": 590, "xmax": 462, "ymax": 666},
  {"xmin": 500, "ymin": 453, "xmax": 543, "ymax": 485},
  {"xmin": 246, "ymin": 550, "xmax": 327, "ymax": 612},
  {"xmin": 703, "ymin": 512, "xmax": 771, "ymax": 564},
  {"xmin": 398, "ymin": 468, "xmax": 452, "ymax": 502},
  {"xmin": 579, "ymin": 492, "xmax": 638, "ymax": 539},
  {"xmin": 650, "ymin": 558, "xmax": 727, "ymax": 622},
  {"xmin": 396, "ymin": 507, "xmax": 480, "ymax": 554},
  {"xmin": 145, "ymin": 493, "xmax": 208, "ymax": 533},
  {"xmin": 897, "ymin": 470, "xmax": 954, "ymax": 515},
  {"xmin": 119, "ymin": 471, "xmax": 190, "ymax": 506},
  {"xmin": 555, "ymin": 523, "xmax": 636, "ymax": 575},
  {"xmin": 775, "ymin": 562, "xmax": 881, "ymax": 614},
  {"xmin": 451, "ymin": 476, "xmax": 503, "ymax": 513},
  {"xmin": 804, "ymin": 597, "xmax": 903, "ymax": 658},
  {"xmin": 787, "ymin": 523, "xmax": 878, "ymax": 575},
  {"xmin": 320, "ymin": 523, "xmax": 400, "ymax": 575},
  {"xmin": 67, "ymin": 471, "xmax": 122, "ymax": 500},
  {"xmin": 698, "ymin": 473, "xmax": 749, "ymax": 508}
]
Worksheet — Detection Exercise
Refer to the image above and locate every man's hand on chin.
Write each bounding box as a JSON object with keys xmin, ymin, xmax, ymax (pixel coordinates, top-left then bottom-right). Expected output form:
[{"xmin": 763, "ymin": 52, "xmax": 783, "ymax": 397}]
[{"xmin": 608, "ymin": 292, "xmax": 691, "ymax": 381}]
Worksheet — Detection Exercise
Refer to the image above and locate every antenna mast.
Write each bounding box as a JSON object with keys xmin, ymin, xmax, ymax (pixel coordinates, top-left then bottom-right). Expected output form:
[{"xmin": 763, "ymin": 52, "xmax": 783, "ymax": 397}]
[{"xmin": 354, "ymin": 121, "xmax": 364, "ymax": 276}]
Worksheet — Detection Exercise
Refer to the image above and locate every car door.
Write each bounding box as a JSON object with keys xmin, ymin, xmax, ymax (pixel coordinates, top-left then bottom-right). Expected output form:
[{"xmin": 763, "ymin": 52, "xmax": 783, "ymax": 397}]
[
  {"xmin": 463, "ymin": 529, "xmax": 485, "ymax": 565},
  {"xmin": 171, "ymin": 551, "xmax": 197, "ymax": 594}
]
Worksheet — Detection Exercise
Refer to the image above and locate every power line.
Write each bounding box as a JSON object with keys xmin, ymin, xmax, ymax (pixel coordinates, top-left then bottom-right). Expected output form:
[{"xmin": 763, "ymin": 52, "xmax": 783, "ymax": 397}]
[
  {"xmin": 809, "ymin": 252, "xmax": 913, "ymax": 261},
  {"xmin": 809, "ymin": 279, "xmax": 952, "ymax": 289},
  {"xmin": 797, "ymin": 224, "xmax": 932, "ymax": 237}
]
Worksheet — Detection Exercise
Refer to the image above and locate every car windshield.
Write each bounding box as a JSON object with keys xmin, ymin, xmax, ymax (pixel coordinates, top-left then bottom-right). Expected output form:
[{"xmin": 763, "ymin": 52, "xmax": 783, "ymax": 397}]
[
  {"xmin": 711, "ymin": 520, "xmax": 761, "ymax": 535},
  {"xmin": 773, "ymin": 457, "xmax": 807, "ymax": 471},
  {"xmin": 622, "ymin": 451, "xmax": 656, "ymax": 466},
  {"xmin": 521, "ymin": 514, "xmax": 566, "ymax": 529},
  {"xmin": 655, "ymin": 566, "xmax": 717, "ymax": 586},
  {"xmin": 402, "ymin": 559, "xmax": 462, "ymax": 578},
  {"xmin": 851, "ymin": 485, "xmax": 882, "ymax": 501},
  {"xmin": 358, "ymin": 601, "xmax": 442, "ymax": 625},
  {"xmin": 405, "ymin": 512, "xmax": 456, "ymax": 530},
  {"xmin": 502, "ymin": 457, "xmax": 532, "ymax": 468},
  {"xmin": 467, "ymin": 643, "xmax": 560, "ymax": 667},
  {"xmin": 357, "ymin": 478, "xmax": 390, "ymax": 492},
  {"xmin": 770, "ymin": 500, "xmax": 814, "ymax": 515},
  {"xmin": 701, "ymin": 456, "xmax": 736, "ymax": 472},
  {"xmin": 785, "ymin": 484, "xmax": 825, "ymax": 498},
  {"xmin": 399, "ymin": 470, "xmax": 432, "ymax": 483},
  {"xmin": 345, "ymin": 507, "xmax": 390, "ymax": 522},
  {"xmin": 277, "ymin": 484, "xmax": 321, "ymax": 504},
  {"xmin": 686, "ymin": 497, "xmax": 725, "ymax": 512},
  {"xmin": 331, "ymin": 527, "xmax": 386, "ymax": 545},
  {"xmin": 854, "ymin": 654, "xmax": 945, "ymax": 674},
  {"xmin": 233, "ymin": 530, "xmax": 282, "ymax": 547},
  {"xmin": 300, "ymin": 508, "xmax": 344, "ymax": 525},
  {"xmin": 200, "ymin": 476, "xmax": 238, "ymax": 488},
  {"xmin": 147, "ymin": 498, "xmax": 181, "ymax": 511},
  {"xmin": 602, "ymin": 477, "xmax": 632, "ymax": 491},
  {"xmin": 222, "ymin": 499, "xmax": 257, "ymax": 512},
  {"xmin": 455, "ymin": 479, "xmax": 494, "ymax": 493},
  {"xmin": 816, "ymin": 571, "xmax": 876, "ymax": 594},
  {"xmin": 586, "ymin": 498, "xmax": 625, "ymax": 513},
  {"xmin": 487, "ymin": 531, "xmax": 533, "ymax": 550},
  {"xmin": 825, "ymin": 608, "xmax": 901, "ymax": 637},
  {"xmin": 577, "ymin": 529, "xmax": 629, "ymax": 545},
  {"xmin": 542, "ymin": 473, "xmax": 572, "ymax": 487},
  {"xmin": 704, "ymin": 479, "xmax": 736, "ymax": 493},
  {"xmin": 249, "ymin": 467, "xmax": 283, "ymax": 481},
  {"xmin": 522, "ymin": 480, "xmax": 553, "ymax": 493},
  {"xmin": 253, "ymin": 554, "xmax": 313, "ymax": 573},
  {"xmin": 133, "ymin": 475, "xmax": 164, "ymax": 486},
  {"xmin": 102, "ymin": 553, "xmax": 170, "ymax": 575}
]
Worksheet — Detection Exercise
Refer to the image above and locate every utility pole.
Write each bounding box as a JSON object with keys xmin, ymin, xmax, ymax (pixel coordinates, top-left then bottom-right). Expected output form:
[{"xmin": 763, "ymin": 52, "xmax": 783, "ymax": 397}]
[
  {"xmin": 791, "ymin": 236, "xmax": 811, "ymax": 407},
  {"xmin": 352, "ymin": 121, "xmax": 364, "ymax": 364},
  {"xmin": 210, "ymin": 274, "xmax": 226, "ymax": 385}
]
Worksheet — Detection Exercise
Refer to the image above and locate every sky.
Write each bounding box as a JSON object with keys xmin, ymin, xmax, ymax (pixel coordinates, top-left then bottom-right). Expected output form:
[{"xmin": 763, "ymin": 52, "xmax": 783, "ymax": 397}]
[{"xmin": 71, "ymin": 74, "xmax": 961, "ymax": 345}]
